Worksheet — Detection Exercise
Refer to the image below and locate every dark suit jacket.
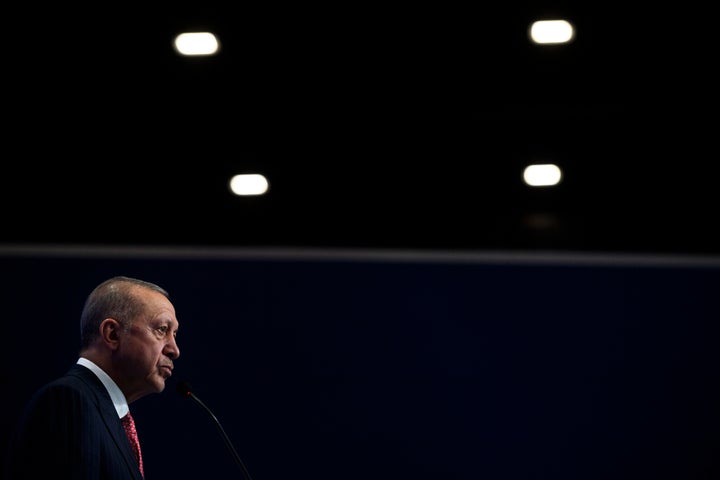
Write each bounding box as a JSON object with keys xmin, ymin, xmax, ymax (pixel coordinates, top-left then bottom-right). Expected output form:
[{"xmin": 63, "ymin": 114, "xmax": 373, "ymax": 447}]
[{"xmin": 3, "ymin": 364, "xmax": 144, "ymax": 480}]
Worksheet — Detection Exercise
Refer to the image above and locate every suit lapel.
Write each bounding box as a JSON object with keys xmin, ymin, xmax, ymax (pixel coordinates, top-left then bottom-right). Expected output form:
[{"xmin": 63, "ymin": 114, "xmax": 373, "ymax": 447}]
[{"xmin": 70, "ymin": 365, "xmax": 145, "ymax": 480}]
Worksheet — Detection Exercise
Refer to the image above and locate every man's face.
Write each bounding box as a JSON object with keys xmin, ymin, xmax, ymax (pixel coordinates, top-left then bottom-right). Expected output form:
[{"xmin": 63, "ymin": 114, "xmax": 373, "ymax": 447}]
[{"xmin": 118, "ymin": 287, "xmax": 180, "ymax": 403}]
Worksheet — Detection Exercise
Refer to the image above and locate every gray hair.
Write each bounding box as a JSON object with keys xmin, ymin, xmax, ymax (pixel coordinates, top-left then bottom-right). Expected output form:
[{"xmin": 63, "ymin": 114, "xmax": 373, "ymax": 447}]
[{"xmin": 79, "ymin": 276, "xmax": 169, "ymax": 350}]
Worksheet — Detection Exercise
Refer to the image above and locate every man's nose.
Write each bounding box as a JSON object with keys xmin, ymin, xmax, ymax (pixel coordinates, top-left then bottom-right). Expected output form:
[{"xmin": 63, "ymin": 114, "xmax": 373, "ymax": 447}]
[{"xmin": 165, "ymin": 336, "xmax": 180, "ymax": 359}]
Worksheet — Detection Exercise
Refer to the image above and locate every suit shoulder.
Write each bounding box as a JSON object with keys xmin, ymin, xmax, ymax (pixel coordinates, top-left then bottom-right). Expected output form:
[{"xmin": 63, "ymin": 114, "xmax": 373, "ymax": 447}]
[{"xmin": 26, "ymin": 368, "xmax": 99, "ymax": 410}]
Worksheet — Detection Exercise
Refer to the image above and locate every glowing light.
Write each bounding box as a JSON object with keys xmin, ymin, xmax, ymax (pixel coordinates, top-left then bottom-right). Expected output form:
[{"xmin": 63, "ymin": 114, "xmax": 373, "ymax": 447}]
[
  {"xmin": 173, "ymin": 32, "xmax": 220, "ymax": 56},
  {"xmin": 529, "ymin": 20, "xmax": 575, "ymax": 44},
  {"xmin": 229, "ymin": 174, "xmax": 269, "ymax": 196},
  {"xmin": 523, "ymin": 164, "xmax": 563, "ymax": 187}
]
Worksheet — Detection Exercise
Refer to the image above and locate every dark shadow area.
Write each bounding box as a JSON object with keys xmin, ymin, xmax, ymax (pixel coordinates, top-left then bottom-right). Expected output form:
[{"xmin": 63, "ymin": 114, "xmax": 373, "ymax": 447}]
[{"xmin": 1, "ymin": 4, "xmax": 717, "ymax": 254}]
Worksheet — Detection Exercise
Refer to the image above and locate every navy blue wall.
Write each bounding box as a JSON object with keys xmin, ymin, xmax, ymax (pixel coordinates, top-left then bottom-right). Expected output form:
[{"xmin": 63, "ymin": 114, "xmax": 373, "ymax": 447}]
[{"xmin": 2, "ymin": 250, "xmax": 719, "ymax": 479}]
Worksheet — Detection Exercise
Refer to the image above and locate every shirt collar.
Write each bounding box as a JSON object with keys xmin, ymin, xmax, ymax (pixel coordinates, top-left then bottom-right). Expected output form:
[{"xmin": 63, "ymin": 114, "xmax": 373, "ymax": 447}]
[{"xmin": 77, "ymin": 357, "xmax": 129, "ymax": 418}]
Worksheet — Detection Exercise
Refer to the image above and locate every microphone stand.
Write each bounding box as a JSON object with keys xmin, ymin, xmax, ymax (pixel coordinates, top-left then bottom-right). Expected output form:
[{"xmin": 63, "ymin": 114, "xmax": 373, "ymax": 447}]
[{"xmin": 181, "ymin": 386, "xmax": 254, "ymax": 480}]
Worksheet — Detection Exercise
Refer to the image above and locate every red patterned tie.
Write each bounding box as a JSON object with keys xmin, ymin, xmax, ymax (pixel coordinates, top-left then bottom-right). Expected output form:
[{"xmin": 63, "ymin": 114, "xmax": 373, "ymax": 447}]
[{"xmin": 121, "ymin": 412, "xmax": 145, "ymax": 477}]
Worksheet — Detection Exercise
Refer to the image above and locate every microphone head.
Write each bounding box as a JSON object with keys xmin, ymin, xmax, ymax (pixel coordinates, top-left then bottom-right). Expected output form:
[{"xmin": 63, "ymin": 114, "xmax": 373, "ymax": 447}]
[{"xmin": 176, "ymin": 380, "xmax": 193, "ymax": 397}]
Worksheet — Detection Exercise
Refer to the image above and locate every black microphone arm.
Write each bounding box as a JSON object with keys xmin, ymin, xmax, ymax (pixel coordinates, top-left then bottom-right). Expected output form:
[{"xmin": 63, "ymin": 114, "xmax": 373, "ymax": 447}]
[{"xmin": 177, "ymin": 381, "xmax": 254, "ymax": 480}]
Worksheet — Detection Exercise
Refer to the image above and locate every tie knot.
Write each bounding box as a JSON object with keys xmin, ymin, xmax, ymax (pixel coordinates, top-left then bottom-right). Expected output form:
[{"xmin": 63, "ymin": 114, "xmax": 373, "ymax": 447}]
[
  {"xmin": 122, "ymin": 413, "xmax": 136, "ymax": 434},
  {"xmin": 122, "ymin": 411, "xmax": 134, "ymax": 424}
]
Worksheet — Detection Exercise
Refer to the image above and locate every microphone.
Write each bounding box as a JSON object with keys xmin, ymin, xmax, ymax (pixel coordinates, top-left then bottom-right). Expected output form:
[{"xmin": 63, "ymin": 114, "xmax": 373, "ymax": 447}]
[{"xmin": 177, "ymin": 380, "xmax": 254, "ymax": 480}]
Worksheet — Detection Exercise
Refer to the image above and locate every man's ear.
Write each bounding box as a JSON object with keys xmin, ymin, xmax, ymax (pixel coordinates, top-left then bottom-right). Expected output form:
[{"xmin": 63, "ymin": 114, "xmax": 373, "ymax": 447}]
[{"xmin": 99, "ymin": 318, "xmax": 122, "ymax": 350}]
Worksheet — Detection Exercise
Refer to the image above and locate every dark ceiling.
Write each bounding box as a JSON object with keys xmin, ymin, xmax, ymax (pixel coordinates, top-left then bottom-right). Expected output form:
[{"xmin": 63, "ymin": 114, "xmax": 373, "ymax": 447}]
[{"xmin": 3, "ymin": 5, "xmax": 717, "ymax": 255}]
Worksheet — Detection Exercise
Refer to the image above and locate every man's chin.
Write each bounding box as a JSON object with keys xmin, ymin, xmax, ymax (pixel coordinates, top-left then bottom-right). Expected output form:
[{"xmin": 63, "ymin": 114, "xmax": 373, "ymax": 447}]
[{"xmin": 153, "ymin": 376, "xmax": 167, "ymax": 392}]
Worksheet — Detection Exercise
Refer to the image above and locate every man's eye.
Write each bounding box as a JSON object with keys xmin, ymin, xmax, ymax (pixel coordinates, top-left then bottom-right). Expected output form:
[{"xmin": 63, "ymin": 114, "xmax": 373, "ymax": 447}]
[{"xmin": 157, "ymin": 326, "xmax": 168, "ymax": 335}]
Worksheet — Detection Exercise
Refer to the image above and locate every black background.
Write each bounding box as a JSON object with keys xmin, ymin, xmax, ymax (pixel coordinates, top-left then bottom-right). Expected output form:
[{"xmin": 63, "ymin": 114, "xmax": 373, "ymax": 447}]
[{"xmin": 2, "ymin": 4, "xmax": 718, "ymax": 254}]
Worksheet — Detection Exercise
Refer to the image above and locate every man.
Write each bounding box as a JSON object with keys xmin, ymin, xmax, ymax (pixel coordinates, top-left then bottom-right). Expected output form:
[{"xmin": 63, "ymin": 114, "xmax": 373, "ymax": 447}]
[{"xmin": 4, "ymin": 276, "xmax": 180, "ymax": 480}]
